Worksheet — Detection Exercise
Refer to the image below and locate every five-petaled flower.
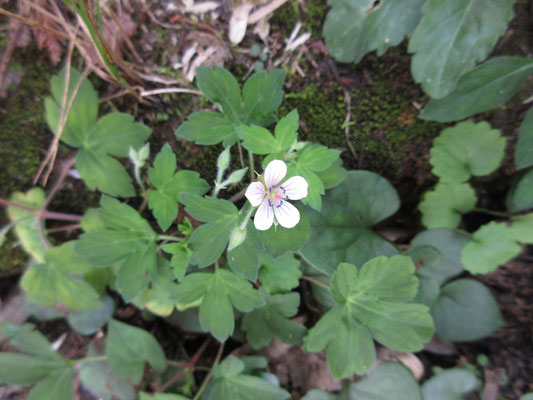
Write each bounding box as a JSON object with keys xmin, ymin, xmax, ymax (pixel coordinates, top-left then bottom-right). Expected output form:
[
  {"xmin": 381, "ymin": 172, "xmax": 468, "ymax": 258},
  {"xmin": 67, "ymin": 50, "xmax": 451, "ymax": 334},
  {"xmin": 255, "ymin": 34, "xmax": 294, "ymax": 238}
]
[{"xmin": 245, "ymin": 160, "xmax": 308, "ymax": 231}]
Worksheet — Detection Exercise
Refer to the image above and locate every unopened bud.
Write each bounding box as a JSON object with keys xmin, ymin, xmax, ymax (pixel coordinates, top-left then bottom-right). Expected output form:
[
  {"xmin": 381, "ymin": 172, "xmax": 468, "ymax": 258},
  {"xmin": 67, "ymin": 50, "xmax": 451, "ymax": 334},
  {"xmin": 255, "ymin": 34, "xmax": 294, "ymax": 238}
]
[
  {"xmin": 217, "ymin": 146, "xmax": 232, "ymax": 173},
  {"xmin": 224, "ymin": 167, "xmax": 248, "ymax": 185},
  {"xmin": 228, "ymin": 227, "xmax": 247, "ymax": 252}
]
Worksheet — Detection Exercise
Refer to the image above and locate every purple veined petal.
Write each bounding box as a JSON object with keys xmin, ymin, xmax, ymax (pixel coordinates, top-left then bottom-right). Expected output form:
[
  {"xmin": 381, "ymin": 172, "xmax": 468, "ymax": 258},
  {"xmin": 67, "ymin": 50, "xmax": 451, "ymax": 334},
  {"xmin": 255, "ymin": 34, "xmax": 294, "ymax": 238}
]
[
  {"xmin": 245, "ymin": 181, "xmax": 266, "ymax": 207},
  {"xmin": 273, "ymin": 200, "xmax": 300, "ymax": 229},
  {"xmin": 254, "ymin": 199, "xmax": 274, "ymax": 231},
  {"xmin": 280, "ymin": 176, "xmax": 308, "ymax": 200},
  {"xmin": 264, "ymin": 160, "xmax": 287, "ymax": 188}
]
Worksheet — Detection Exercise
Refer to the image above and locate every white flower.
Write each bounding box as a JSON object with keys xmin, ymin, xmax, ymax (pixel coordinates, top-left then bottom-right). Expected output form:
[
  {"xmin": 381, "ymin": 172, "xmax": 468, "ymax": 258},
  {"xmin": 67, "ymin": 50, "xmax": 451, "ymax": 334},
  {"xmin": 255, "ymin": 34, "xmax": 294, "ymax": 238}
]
[{"xmin": 245, "ymin": 160, "xmax": 308, "ymax": 231}]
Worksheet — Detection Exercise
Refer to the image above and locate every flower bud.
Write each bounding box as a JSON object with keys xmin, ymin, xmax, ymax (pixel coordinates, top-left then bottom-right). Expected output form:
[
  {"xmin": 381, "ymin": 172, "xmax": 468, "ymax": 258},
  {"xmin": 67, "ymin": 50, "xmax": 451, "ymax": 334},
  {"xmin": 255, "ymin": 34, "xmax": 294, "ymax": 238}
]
[
  {"xmin": 224, "ymin": 167, "xmax": 248, "ymax": 185},
  {"xmin": 228, "ymin": 226, "xmax": 247, "ymax": 252},
  {"xmin": 217, "ymin": 146, "xmax": 231, "ymax": 173}
]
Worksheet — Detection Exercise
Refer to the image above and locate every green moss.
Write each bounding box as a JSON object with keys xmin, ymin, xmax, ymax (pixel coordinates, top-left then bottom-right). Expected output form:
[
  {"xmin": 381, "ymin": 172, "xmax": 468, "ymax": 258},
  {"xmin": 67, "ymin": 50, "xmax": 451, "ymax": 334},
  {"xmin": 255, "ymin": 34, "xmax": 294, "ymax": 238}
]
[
  {"xmin": 303, "ymin": 0, "xmax": 329, "ymax": 37},
  {"xmin": 270, "ymin": 0, "xmax": 299, "ymax": 35}
]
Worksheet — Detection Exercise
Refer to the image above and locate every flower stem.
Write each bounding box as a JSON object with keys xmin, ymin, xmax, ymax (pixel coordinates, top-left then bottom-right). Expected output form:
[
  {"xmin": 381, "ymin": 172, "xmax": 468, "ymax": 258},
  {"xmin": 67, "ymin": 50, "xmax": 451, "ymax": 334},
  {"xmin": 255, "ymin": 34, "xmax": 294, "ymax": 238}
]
[
  {"xmin": 240, "ymin": 205, "xmax": 255, "ymax": 230},
  {"xmin": 473, "ymin": 208, "xmax": 513, "ymax": 218},
  {"xmin": 158, "ymin": 235, "xmax": 184, "ymax": 242},
  {"xmin": 247, "ymin": 150, "xmax": 254, "ymax": 181},
  {"xmin": 301, "ymin": 275, "xmax": 330, "ymax": 289},
  {"xmin": 192, "ymin": 342, "xmax": 225, "ymax": 400}
]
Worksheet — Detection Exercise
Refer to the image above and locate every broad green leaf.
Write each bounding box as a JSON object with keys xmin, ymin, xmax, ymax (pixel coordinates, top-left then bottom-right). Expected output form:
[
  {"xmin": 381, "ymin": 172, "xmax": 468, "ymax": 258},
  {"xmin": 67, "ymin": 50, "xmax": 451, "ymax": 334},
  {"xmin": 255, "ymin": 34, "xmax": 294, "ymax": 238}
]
[
  {"xmin": 0, "ymin": 353, "xmax": 67, "ymax": 385},
  {"xmin": 419, "ymin": 183, "xmax": 477, "ymax": 229},
  {"xmin": 242, "ymin": 288, "xmax": 306, "ymax": 349},
  {"xmin": 227, "ymin": 223, "xmax": 261, "ymax": 281},
  {"xmin": 116, "ymin": 245, "xmax": 158, "ymax": 301},
  {"xmin": 421, "ymin": 368, "xmax": 480, "ymax": 400},
  {"xmin": 237, "ymin": 125, "xmax": 280, "ymax": 154},
  {"xmin": 21, "ymin": 242, "xmax": 102, "ymax": 310},
  {"xmin": 260, "ymin": 210, "xmax": 310, "ymax": 258},
  {"xmin": 323, "ymin": 0, "xmax": 424, "ymax": 64},
  {"xmin": 421, "ymin": 57, "xmax": 533, "ymax": 122},
  {"xmin": 85, "ymin": 112, "xmax": 151, "ymax": 157},
  {"xmin": 7, "ymin": 188, "xmax": 49, "ymax": 263},
  {"xmin": 322, "ymin": 0, "xmax": 374, "ymax": 63},
  {"xmin": 106, "ymin": 319, "xmax": 166, "ymax": 384},
  {"xmin": 297, "ymin": 145, "xmax": 341, "ymax": 172},
  {"xmin": 196, "ymin": 66, "xmax": 245, "ymax": 123},
  {"xmin": 274, "ymin": 109, "xmax": 299, "ymax": 151},
  {"xmin": 410, "ymin": 229, "xmax": 470, "ymax": 285},
  {"xmin": 430, "ymin": 122, "xmax": 506, "ymax": 183},
  {"xmin": 27, "ymin": 367, "xmax": 74, "ymax": 400},
  {"xmin": 80, "ymin": 345, "xmax": 136, "ymax": 400},
  {"xmin": 507, "ymin": 167, "xmax": 533, "ymax": 212},
  {"xmin": 304, "ymin": 258, "xmax": 433, "ymax": 378},
  {"xmin": 0, "ymin": 323, "xmax": 63, "ymax": 360},
  {"xmin": 521, "ymin": 394, "xmax": 533, "ymax": 400},
  {"xmin": 516, "ymin": 107, "xmax": 533, "ymax": 169},
  {"xmin": 259, "ymin": 252, "xmax": 302, "ymax": 294},
  {"xmin": 412, "ymin": 275, "xmax": 441, "ymax": 308},
  {"xmin": 76, "ymin": 149, "xmax": 135, "ymax": 197},
  {"xmin": 148, "ymin": 144, "xmax": 209, "ymax": 231},
  {"xmin": 99, "ymin": 195, "xmax": 154, "ymax": 233},
  {"xmin": 173, "ymin": 269, "xmax": 263, "ymax": 341},
  {"xmin": 315, "ymin": 159, "xmax": 346, "ymax": 189},
  {"xmin": 162, "ymin": 242, "xmax": 192, "ymax": 280},
  {"xmin": 461, "ymin": 222, "xmax": 521, "ymax": 274},
  {"xmin": 302, "ymin": 390, "xmax": 337, "ymax": 400},
  {"xmin": 409, "ymin": 0, "xmax": 514, "ymax": 99},
  {"xmin": 509, "ymin": 213, "xmax": 533, "ymax": 244},
  {"xmin": 243, "ymin": 69, "xmax": 285, "ymax": 126},
  {"xmin": 80, "ymin": 208, "xmax": 105, "ymax": 232},
  {"xmin": 346, "ymin": 361, "xmax": 423, "ymax": 400},
  {"xmin": 176, "ymin": 111, "xmax": 238, "ymax": 146},
  {"xmin": 301, "ymin": 171, "xmax": 400, "ymax": 275},
  {"xmin": 210, "ymin": 356, "xmax": 290, "ymax": 400},
  {"xmin": 432, "ymin": 279, "xmax": 503, "ymax": 342},
  {"xmin": 181, "ymin": 194, "xmax": 240, "ymax": 267},
  {"xmin": 68, "ymin": 295, "xmax": 115, "ymax": 335},
  {"xmin": 44, "ymin": 67, "xmax": 98, "ymax": 147}
]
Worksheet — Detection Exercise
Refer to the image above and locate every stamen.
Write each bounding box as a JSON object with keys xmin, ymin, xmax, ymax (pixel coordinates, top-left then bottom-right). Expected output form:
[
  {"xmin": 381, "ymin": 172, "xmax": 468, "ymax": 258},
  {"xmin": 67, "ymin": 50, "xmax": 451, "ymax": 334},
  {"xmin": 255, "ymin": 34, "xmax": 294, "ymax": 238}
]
[
  {"xmin": 268, "ymin": 199, "xmax": 272, "ymax": 207},
  {"xmin": 276, "ymin": 201, "xmax": 283, "ymax": 208}
]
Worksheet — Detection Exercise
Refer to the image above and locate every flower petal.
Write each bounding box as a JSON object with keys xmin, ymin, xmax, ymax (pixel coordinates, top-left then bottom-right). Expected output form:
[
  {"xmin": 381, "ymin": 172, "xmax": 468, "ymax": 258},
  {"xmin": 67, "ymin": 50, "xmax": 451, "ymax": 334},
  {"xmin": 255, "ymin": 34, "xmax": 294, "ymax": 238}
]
[
  {"xmin": 280, "ymin": 176, "xmax": 308, "ymax": 200},
  {"xmin": 254, "ymin": 200, "xmax": 274, "ymax": 231},
  {"xmin": 245, "ymin": 182, "xmax": 266, "ymax": 207},
  {"xmin": 273, "ymin": 201, "xmax": 300, "ymax": 229},
  {"xmin": 264, "ymin": 160, "xmax": 287, "ymax": 188}
]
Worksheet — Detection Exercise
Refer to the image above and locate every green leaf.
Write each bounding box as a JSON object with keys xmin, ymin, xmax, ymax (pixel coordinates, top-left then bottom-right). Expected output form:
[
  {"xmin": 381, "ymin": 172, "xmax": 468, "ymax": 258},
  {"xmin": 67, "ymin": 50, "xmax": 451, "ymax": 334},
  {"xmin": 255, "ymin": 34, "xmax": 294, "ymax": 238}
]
[
  {"xmin": 509, "ymin": 213, "xmax": 533, "ymax": 244},
  {"xmin": 162, "ymin": 242, "xmax": 192, "ymax": 280},
  {"xmin": 76, "ymin": 149, "xmax": 135, "ymax": 197},
  {"xmin": 7, "ymin": 188, "xmax": 49, "ymax": 263},
  {"xmin": 85, "ymin": 112, "xmax": 151, "ymax": 157},
  {"xmin": 21, "ymin": 242, "xmax": 102, "ymax": 310},
  {"xmin": 45, "ymin": 67, "xmax": 98, "ymax": 147},
  {"xmin": 27, "ymin": 367, "xmax": 74, "ymax": 400},
  {"xmin": 302, "ymin": 390, "xmax": 337, "ymax": 400},
  {"xmin": 106, "ymin": 319, "xmax": 167, "ymax": 384},
  {"xmin": 301, "ymin": 171, "xmax": 400, "ymax": 275},
  {"xmin": 430, "ymin": 121, "xmax": 506, "ymax": 183},
  {"xmin": 297, "ymin": 145, "xmax": 341, "ymax": 172},
  {"xmin": 432, "ymin": 279, "xmax": 503, "ymax": 342},
  {"xmin": 410, "ymin": 229, "xmax": 470, "ymax": 285},
  {"xmin": 421, "ymin": 368, "xmax": 480, "ymax": 400},
  {"xmin": 461, "ymin": 222, "xmax": 521, "ymax": 274},
  {"xmin": 237, "ymin": 125, "xmax": 280, "ymax": 154},
  {"xmin": 0, "ymin": 323, "xmax": 63, "ymax": 360},
  {"xmin": 181, "ymin": 194, "xmax": 240, "ymax": 267},
  {"xmin": 259, "ymin": 252, "xmax": 302, "ymax": 294},
  {"xmin": 227, "ymin": 224, "xmax": 261, "ymax": 281},
  {"xmin": 304, "ymin": 258, "xmax": 434, "ymax": 378},
  {"xmin": 507, "ymin": 167, "xmax": 533, "ymax": 212},
  {"xmin": 242, "ymin": 288, "xmax": 306, "ymax": 349},
  {"xmin": 80, "ymin": 345, "xmax": 136, "ymax": 400},
  {"xmin": 173, "ymin": 269, "xmax": 263, "ymax": 341},
  {"xmin": 116, "ymin": 245, "xmax": 158, "ymax": 301},
  {"xmin": 323, "ymin": 0, "xmax": 424, "ymax": 64},
  {"xmin": 516, "ymin": 107, "xmax": 533, "ymax": 170},
  {"xmin": 243, "ymin": 69, "xmax": 285, "ymax": 126},
  {"xmin": 409, "ymin": 0, "xmax": 514, "ymax": 99},
  {"xmin": 419, "ymin": 183, "xmax": 477, "ymax": 229},
  {"xmin": 421, "ymin": 57, "xmax": 533, "ymax": 122},
  {"xmin": 176, "ymin": 111, "xmax": 238, "ymax": 146},
  {"xmin": 196, "ymin": 66, "xmax": 245, "ymax": 123},
  {"xmin": 346, "ymin": 361, "xmax": 423, "ymax": 400},
  {"xmin": 260, "ymin": 210, "xmax": 310, "ymax": 258},
  {"xmin": 67, "ymin": 295, "xmax": 115, "ymax": 335},
  {"xmin": 322, "ymin": 0, "xmax": 374, "ymax": 63},
  {"xmin": 210, "ymin": 356, "xmax": 290, "ymax": 400},
  {"xmin": 274, "ymin": 109, "xmax": 299, "ymax": 151},
  {"xmin": 315, "ymin": 159, "xmax": 346, "ymax": 189},
  {"xmin": 140, "ymin": 393, "xmax": 190, "ymax": 400},
  {"xmin": 0, "ymin": 353, "xmax": 68, "ymax": 385},
  {"xmin": 148, "ymin": 144, "xmax": 209, "ymax": 231}
]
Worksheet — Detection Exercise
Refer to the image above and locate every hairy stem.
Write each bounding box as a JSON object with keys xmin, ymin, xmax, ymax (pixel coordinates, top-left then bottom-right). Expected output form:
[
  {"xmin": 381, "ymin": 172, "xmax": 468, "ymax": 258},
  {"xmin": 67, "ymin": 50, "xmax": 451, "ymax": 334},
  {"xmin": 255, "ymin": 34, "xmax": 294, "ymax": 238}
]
[{"xmin": 192, "ymin": 342, "xmax": 225, "ymax": 400}]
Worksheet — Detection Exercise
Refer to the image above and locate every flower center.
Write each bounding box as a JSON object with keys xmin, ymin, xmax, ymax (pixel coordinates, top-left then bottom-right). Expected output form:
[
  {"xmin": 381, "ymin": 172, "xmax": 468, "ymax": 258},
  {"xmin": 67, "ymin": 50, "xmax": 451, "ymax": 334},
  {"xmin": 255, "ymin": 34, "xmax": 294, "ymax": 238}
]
[{"xmin": 266, "ymin": 185, "xmax": 289, "ymax": 207}]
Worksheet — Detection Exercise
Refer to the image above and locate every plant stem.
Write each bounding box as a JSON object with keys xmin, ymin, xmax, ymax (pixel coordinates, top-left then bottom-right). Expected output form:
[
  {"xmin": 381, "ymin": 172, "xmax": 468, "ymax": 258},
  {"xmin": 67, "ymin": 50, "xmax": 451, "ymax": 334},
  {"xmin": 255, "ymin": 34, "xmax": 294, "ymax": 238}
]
[
  {"xmin": 75, "ymin": 355, "xmax": 107, "ymax": 365},
  {"xmin": 239, "ymin": 205, "xmax": 255, "ymax": 230},
  {"xmin": 473, "ymin": 208, "xmax": 513, "ymax": 218},
  {"xmin": 192, "ymin": 342, "xmax": 225, "ymax": 400},
  {"xmin": 247, "ymin": 150, "xmax": 254, "ymax": 181},
  {"xmin": 42, "ymin": 211, "xmax": 83, "ymax": 222},
  {"xmin": 301, "ymin": 275, "xmax": 330, "ymax": 289},
  {"xmin": 297, "ymin": 251, "xmax": 326, "ymax": 275},
  {"xmin": 158, "ymin": 235, "xmax": 184, "ymax": 242},
  {"xmin": 237, "ymin": 141, "xmax": 245, "ymax": 170}
]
